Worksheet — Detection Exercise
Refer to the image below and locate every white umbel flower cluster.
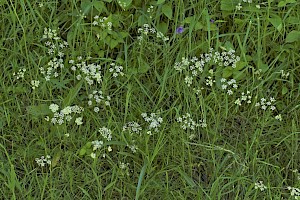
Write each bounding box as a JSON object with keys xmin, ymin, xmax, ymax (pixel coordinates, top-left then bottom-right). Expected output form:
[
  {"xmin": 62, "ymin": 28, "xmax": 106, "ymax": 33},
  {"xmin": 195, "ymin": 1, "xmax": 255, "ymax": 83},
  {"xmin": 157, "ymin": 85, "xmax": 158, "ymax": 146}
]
[
  {"xmin": 141, "ymin": 112, "xmax": 163, "ymax": 133},
  {"xmin": 176, "ymin": 113, "xmax": 207, "ymax": 130},
  {"xmin": 31, "ymin": 80, "xmax": 40, "ymax": 90},
  {"xmin": 40, "ymin": 28, "xmax": 68, "ymax": 81},
  {"xmin": 221, "ymin": 78, "xmax": 238, "ymax": 95},
  {"xmin": 45, "ymin": 104, "xmax": 84, "ymax": 125},
  {"xmin": 287, "ymin": 186, "xmax": 300, "ymax": 200},
  {"xmin": 137, "ymin": 24, "xmax": 169, "ymax": 44},
  {"xmin": 122, "ymin": 121, "xmax": 142, "ymax": 135},
  {"xmin": 109, "ymin": 62, "xmax": 124, "ymax": 77},
  {"xmin": 254, "ymin": 181, "xmax": 267, "ymax": 191},
  {"xmin": 235, "ymin": 91, "xmax": 252, "ymax": 106},
  {"xmin": 87, "ymin": 90, "xmax": 111, "ymax": 112},
  {"xmin": 91, "ymin": 140, "xmax": 104, "ymax": 151},
  {"xmin": 92, "ymin": 16, "xmax": 112, "ymax": 31},
  {"xmin": 13, "ymin": 68, "xmax": 26, "ymax": 80},
  {"xmin": 35, "ymin": 155, "xmax": 51, "ymax": 167},
  {"xmin": 98, "ymin": 127, "xmax": 112, "ymax": 141},
  {"xmin": 174, "ymin": 48, "xmax": 240, "ymax": 87},
  {"xmin": 255, "ymin": 97, "xmax": 276, "ymax": 111}
]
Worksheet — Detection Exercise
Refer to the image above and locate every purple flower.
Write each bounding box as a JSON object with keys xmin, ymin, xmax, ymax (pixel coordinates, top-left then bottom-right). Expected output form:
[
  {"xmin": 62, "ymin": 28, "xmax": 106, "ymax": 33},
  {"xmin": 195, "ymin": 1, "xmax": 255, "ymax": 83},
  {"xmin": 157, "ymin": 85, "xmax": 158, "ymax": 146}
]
[
  {"xmin": 176, "ymin": 26, "xmax": 184, "ymax": 34},
  {"xmin": 210, "ymin": 19, "xmax": 215, "ymax": 23}
]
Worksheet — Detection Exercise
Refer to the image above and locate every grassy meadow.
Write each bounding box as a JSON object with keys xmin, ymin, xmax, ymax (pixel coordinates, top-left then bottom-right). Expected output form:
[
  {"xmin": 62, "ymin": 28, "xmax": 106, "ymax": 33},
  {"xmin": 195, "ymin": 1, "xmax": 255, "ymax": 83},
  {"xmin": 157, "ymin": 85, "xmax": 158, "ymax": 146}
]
[{"xmin": 0, "ymin": 0, "xmax": 300, "ymax": 199}]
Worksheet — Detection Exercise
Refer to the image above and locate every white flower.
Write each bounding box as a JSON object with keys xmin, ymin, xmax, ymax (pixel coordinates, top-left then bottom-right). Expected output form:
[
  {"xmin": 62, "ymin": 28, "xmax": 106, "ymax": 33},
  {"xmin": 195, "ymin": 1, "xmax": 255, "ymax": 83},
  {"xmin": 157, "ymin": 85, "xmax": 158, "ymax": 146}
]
[
  {"xmin": 94, "ymin": 107, "xmax": 100, "ymax": 112},
  {"xmin": 35, "ymin": 155, "xmax": 51, "ymax": 167},
  {"xmin": 61, "ymin": 107, "xmax": 72, "ymax": 115},
  {"xmin": 255, "ymin": 181, "xmax": 267, "ymax": 191},
  {"xmin": 128, "ymin": 144, "xmax": 137, "ymax": 153},
  {"xmin": 270, "ymin": 106, "xmax": 276, "ymax": 111},
  {"xmin": 227, "ymin": 90, "xmax": 233, "ymax": 95},
  {"xmin": 92, "ymin": 140, "xmax": 103, "ymax": 151},
  {"xmin": 75, "ymin": 117, "xmax": 83, "ymax": 125},
  {"xmin": 31, "ymin": 80, "xmax": 40, "ymax": 90},
  {"xmin": 221, "ymin": 84, "xmax": 227, "ymax": 90},
  {"xmin": 90, "ymin": 153, "xmax": 96, "ymax": 159},
  {"xmin": 49, "ymin": 104, "xmax": 59, "ymax": 113},
  {"xmin": 270, "ymin": 97, "xmax": 276, "ymax": 102},
  {"xmin": 275, "ymin": 114, "xmax": 282, "ymax": 121},
  {"xmin": 123, "ymin": 122, "xmax": 142, "ymax": 134},
  {"xmin": 287, "ymin": 186, "xmax": 300, "ymax": 198},
  {"xmin": 236, "ymin": 3, "xmax": 242, "ymax": 10},
  {"xmin": 98, "ymin": 127, "xmax": 112, "ymax": 141},
  {"xmin": 235, "ymin": 99, "xmax": 242, "ymax": 106}
]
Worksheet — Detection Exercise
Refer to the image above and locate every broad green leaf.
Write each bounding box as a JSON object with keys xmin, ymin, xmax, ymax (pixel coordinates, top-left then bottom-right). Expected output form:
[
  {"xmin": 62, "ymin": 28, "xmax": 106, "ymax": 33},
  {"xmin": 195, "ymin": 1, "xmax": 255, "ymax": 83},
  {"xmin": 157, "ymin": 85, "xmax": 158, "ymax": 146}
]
[
  {"xmin": 50, "ymin": 79, "xmax": 69, "ymax": 89},
  {"xmin": 156, "ymin": 0, "xmax": 165, "ymax": 5},
  {"xmin": 97, "ymin": 50, "xmax": 104, "ymax": 57},
  {"xmin": 278, "ymin": 1, "xmax": 286, "ymax": 7},
  {"xmin": 120, "ymin": 31, "xmax": 129, "ymax": 38},
  {"xmin": 183, "ymin": 16, "xmax": 194, "ymax": 24},
  {"xmin": 116, "ymin": 36, "xmax": 124, "ymax": 43},
  {"xmin": 221, "ymin": 0, "xmax": 239, "ymax": 11},
  {"xmin": 194, "ymin": 22, "xmax": 203, "ymax": 30},
  {"xmin": 286, "ymin": 30, "xmax": 300, "ymax": 43},
  {"xmin": 282, "ymin": 86, "xmax": 288, "ymax": 95},
  {"xmin": 234, "ymin": 61, "xmax": 247, "ymax": 71},
  {"xmin": 259, "ymin": 63, "xmax": 269, "ymax": 73},
  {"xmin": 234, "ymin": 18, "xmax": 244, "ymax": 25},
  {"xmin": 138, "ymin": 15, "xmax": 147, "ymax": 26},
  {"xmin": 268, "ymin": 15, "xmax": 283, "ymax": 31},
  {"xmin": 138, "ymin": 58, "xmax": 150, "ymax": 74},
  {"xmin": 79, "ymin": 148, "xmax": 86, "ymax": 156},
  {"xmin": 51, "ymin": 151, "xmax": 61, "ymax": 168},
  {"xmin": 162, "ymin": 4, "xmax": 172, "ymax": 20},
  {"xmin": 286, "ymin": 0, "xmax": 296, "ymax": 3},
  {"xmin": 106, "ymin": 38, "xmax": 119, "ymax": 48},
  {"xmin": 27, "ymin": 104, "xmax": 52, "ymax": 116},
  {"xmin": 97, "ymin": 30, "xmax": 108, "ymax": 39},
  {"xmin": 128, "ymin": 68, "xmax": 138, "ymax": 75},
  {"xmin": 157, "ymin": 22, "xmax": 168, "ymax": 34},
  {"xmin": 233, "ymin": 70, "xmax": 246, "ymax": 81},
  {"xmin": 86, "ymin": 142, "xmax": 92, "ymax": 148},
  {"xmin": 286, "ymin": 16, "xmax": 299, "ymax": 25},
  {"xmin": 93, "ymin": 1, "xmax": 105, "ymax": 12},
  {"xmin": 223, "ymin": 67, "xmax": 233, "ymax": 78},
  {"xmin": 62, "ymin": 80, "xmax": 83, "ymax": 107},
  {"xmin": 81, "ymin": 0, "xmax": 93, "ymax": 13},
  {"xmin": 245, "ymin": 55, "xmax": 253, "ymax": 62},
  {"xmin": 224, "ymin": 41, "xmax": 234, "ymax": 51},
  {"xmin": 204, "ymin": 24, "xmax": 218, "ymax": 31}
]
